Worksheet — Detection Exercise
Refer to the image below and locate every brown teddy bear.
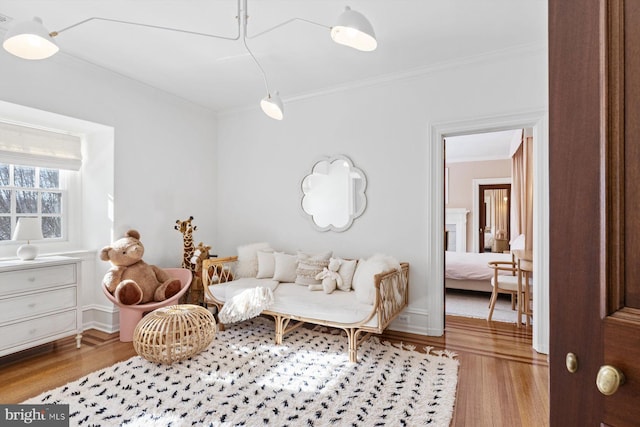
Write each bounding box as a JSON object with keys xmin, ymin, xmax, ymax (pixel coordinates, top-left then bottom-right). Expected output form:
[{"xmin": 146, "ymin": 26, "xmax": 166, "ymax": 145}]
[{"xmin": 100, "ymin": 229, "xmax": 182, "ymax": 305}]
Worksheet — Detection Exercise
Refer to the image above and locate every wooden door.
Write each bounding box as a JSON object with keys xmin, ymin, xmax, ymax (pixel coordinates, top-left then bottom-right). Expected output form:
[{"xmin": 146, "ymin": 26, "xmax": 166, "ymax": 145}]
[{"xmin": 550, "ymin": 0, "xmax": 640, "ymax": 425}]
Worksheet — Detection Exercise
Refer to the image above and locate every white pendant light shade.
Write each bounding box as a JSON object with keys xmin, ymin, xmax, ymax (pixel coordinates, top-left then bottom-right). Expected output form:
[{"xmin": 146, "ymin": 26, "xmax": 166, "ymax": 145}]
[
  {"xmin": 260, "ymin": 92, "xmax": 284, "ymax": 120},
  {"xmin": 3, "ymin": 17, "xmax": 59, "ymax": 60},
  {"xmin": 330, "ymin": 6, "xmax": 377, "ymax": 52}
]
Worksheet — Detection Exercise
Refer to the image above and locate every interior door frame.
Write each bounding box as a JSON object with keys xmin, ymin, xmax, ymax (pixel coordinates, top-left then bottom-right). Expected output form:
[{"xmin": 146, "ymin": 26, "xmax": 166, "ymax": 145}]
[
  {"xmin": 428, "ymin": 110, "xmax": 549, "ymax": 353},
  {"xmin": 472, "ymin": 178, "xmax": 512, "ymax": 253}
]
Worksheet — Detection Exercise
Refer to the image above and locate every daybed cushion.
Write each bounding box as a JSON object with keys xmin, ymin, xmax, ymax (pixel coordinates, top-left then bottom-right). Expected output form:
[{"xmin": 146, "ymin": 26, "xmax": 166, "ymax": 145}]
[
  {"xmin": 208, "ymin": 280, "xmax": 378, "ymax": 327},
  {"xmin": 270, "ymin": 283, "xmax": 377, "ymax": 326}
]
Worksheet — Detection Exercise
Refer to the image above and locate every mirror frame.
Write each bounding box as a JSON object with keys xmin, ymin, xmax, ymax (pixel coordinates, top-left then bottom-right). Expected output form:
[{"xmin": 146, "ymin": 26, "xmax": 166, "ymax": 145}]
[{"xmin": 300, "ymin": 154, "xmax": 367, "ymax": 232}]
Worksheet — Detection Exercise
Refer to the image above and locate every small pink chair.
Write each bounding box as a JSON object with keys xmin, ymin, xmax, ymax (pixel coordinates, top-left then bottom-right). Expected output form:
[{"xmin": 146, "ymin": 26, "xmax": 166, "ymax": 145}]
[{"xmin": 102, "ymin": 268, "xmax": 193, "ymax": 342}]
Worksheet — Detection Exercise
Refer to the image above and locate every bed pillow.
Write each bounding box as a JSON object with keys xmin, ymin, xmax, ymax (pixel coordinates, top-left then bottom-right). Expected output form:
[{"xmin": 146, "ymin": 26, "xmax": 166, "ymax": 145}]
[
  {"xmin": 336, "ymin": 258, "xmax": 358, "ymax": 291},
  {"xmin": 295, "ymin": 250, "xmax": 332, "ymax": 286},
  {"xmin": 235, "ymin": 242, "xmax": 271, "ymax": 278},
  {"xmin": 352, "ymin": 254, "xmax": 401, "ymax": 304},
  {"xmin": 272, "ymin": 252, "xmax": 298, "ymax": 282},
  {"xmin": 256, "ymin": 249, "xmax": 276, "ymax": 279}
]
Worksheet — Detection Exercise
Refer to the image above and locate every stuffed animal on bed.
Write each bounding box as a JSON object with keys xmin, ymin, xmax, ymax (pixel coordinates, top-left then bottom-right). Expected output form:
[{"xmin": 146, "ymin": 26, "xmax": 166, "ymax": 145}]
[
  {"xmin": 100, "ymin": 229, "xmax": 182, "ymax": 305},
  {"xmin": 311, "ymin": 257, "xmax": 343, "ymax": 294}
]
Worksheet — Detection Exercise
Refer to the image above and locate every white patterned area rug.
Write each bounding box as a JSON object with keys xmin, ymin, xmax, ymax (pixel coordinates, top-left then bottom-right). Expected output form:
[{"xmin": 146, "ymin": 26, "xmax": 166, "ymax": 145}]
[{"xmin": 25, "ymin": 317, "xmax": 459, "ymax": 426}]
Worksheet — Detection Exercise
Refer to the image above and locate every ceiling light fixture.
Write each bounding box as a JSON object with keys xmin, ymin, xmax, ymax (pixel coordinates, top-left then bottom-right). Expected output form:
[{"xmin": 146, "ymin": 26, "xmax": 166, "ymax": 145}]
[
  {"xmin": 331, "ymin": 7, "xmax": 377, "ymax": 52},
  {"xmin": 3, "ymin": 16, "xmax": 59, "ymax": 60},
  {"xmin": 2, "ymin": 1, "xmax": 377, "ymax": 120}
]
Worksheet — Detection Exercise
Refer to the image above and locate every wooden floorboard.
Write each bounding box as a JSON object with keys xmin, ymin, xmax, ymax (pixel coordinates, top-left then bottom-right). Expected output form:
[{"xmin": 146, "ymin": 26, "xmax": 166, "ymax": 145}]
[
  {"xmin": 0, "ymin": 315, "xmax": 549, "ymax": 426},
  {"xmin": 380, "ymin": 316, "xmax": 549, "ymax": 427}
]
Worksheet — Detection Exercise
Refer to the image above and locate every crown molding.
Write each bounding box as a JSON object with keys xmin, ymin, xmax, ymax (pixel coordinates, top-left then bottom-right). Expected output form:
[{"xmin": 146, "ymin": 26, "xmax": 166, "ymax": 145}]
[{"xmin": 220, "ymin": 41, "xmax": 547, "ymax": 117}]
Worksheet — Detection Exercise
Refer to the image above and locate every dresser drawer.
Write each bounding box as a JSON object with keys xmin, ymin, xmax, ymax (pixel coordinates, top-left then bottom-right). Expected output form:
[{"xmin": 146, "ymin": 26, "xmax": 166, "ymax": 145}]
[
  {"xmin": 0, "ymin": 310, "xmax": 77, "ymax": 352},
  {"xmin": 0, "ymin": 287, "xmax": 77, "ymax": 324},
  {"xmin": 0, "ymin": 264, "xmax": 76, "ymax": 296}
]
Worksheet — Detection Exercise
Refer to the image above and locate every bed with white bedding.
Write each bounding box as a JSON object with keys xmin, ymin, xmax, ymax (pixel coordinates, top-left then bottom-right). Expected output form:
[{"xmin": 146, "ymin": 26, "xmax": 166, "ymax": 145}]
[{"xmin": 445, "ymin": 251, "xmax": 513, "ymax": 292}]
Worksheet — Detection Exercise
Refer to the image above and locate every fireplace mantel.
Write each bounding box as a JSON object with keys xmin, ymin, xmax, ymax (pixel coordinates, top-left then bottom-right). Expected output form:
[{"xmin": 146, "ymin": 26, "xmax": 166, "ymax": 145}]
[{"xmin": 445, "ymin": 208, "xmax": 470, "ymax": 253}]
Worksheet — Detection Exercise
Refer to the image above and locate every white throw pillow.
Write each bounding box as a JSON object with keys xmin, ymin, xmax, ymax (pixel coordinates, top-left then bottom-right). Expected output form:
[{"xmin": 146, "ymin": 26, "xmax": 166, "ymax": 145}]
[
  {"xmin": 295, "ymin": 250, "xmax": 332, "ymax": 286},
  {"xmin": 256, "ymin": 250, "xmax": 276, "ymax": 279},
  {"xmin": 235, "ymin": 242, "xmax": 270, "ymax": 278},
  {"xmin": 336, "ymin": 258, "xmax": 358, "ymax": 291},
  {"xmin": 272, "ymin": 252, "xmax": 298, "ymax": 282},
  {"xmin": 352, "ymin": 254, "xmax": 401, "ymax": 304}
]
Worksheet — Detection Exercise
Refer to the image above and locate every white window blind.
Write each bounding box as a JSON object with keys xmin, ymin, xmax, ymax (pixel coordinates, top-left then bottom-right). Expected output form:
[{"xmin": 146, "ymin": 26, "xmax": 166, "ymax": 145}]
[{"xmin": 0, "ymin": 121, "xmax": 82, "ymax": 170}]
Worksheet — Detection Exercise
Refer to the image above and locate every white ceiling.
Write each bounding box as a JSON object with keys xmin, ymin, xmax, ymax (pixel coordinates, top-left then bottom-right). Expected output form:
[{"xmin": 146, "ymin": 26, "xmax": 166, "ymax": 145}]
[
  {"xmin": 0, "ymin": 1, "xmax": 547, "ymax": 113},
  {"xmin": 445, "ymin": 129, "xmax": 521, "ymax": 163}
]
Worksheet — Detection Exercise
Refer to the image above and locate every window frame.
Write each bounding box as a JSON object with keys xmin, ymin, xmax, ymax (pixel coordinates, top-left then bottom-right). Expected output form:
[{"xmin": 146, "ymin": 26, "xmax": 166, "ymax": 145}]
[{"xmin": 0, "ymin": 163, "xmax": 74, "ymax": 244}]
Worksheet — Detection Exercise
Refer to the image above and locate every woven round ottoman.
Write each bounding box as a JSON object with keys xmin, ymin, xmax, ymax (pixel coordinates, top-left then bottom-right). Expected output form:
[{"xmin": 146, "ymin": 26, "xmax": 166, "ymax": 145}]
[{"xmin": 133, "ymin": 304, "xmax": 216, "ymax": 364}]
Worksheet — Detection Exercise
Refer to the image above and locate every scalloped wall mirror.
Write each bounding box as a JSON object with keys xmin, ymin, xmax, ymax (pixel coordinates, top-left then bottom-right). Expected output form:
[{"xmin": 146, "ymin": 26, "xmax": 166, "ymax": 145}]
[{"xmin": 301, "ymin": 155, "xmax": 367, "ymax": 232}]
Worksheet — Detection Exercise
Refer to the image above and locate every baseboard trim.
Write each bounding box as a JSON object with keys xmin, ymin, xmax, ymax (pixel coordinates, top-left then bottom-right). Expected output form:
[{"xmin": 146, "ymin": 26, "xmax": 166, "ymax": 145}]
[
  {"xmin": 82, "ymin": 303, "xmax": 119, "ymax": 333},
  {"xmin": 388, "ymin": 307, "xmax": 434, "ymax": 336}
]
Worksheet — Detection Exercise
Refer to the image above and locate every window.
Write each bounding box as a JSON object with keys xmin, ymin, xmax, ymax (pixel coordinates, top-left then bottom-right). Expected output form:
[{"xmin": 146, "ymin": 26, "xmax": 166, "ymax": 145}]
[
  {"xmin": 0, "ymin": 120, "xmax": 82, "ymax": 246},
  {"xmin": 0, "ymin": 163, "xmax": 69, "ymax": 241}
]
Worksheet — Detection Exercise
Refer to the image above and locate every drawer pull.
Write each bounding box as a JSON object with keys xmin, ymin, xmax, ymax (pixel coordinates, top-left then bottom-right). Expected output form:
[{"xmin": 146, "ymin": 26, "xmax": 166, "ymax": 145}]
[
  {"xmin": 27, "ymin": 303, "xmax": 36, "ymax": 308},
  {"xmin": 27, "ymin": 277, "xmax": 36, "ymax": 282},
  {"xmin": 28, "ymin": 328, "xmax": 37, "ymax": 335}
]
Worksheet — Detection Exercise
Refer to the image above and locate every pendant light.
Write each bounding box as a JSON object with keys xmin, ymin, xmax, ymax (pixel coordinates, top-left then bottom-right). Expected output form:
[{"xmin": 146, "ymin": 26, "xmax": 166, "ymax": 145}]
[
  {"xmin": 2, "ymin": 17, "xmax": 59, "ymax": 60},
  {"xmin": 330, "ymin": 6, "xmax": 377, "ymax": 52},
  {"xmin": 260, "ymin": 92, "xmax": 284, "ymax": 121},
  {"xmin": 2, "ymin": 1, "xmax": 377, "ymax": 119}
]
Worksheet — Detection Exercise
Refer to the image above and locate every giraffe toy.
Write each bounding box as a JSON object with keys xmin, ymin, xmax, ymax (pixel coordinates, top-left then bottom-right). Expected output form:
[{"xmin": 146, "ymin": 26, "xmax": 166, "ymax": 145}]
[
  {"xmin": 175, "ymin": 216, "xmax": 197, "ymax": 272},
  {"xmin": 188, "ymin": 241, "xmax": 212, "ymax": 304}
]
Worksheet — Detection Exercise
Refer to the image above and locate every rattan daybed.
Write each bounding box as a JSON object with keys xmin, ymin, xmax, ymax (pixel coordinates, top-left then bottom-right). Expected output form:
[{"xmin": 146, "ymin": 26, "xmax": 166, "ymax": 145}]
[{"xmin": 202, "ymin": 256, "xmax": 409, "ymax": 362}]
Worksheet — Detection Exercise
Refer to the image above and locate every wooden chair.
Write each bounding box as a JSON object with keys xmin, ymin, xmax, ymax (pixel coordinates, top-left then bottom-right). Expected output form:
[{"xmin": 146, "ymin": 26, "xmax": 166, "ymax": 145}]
[
  {"xmin": 487, "ymin": 259, "xmax": 519, "ymax": 322},
  {"xmin": 517, "ymin": 258, "xmax": 534, "ymax": 327},
  {"xmin": 487, "ymin": 234, "xmax": 528, "ymax": 325}
]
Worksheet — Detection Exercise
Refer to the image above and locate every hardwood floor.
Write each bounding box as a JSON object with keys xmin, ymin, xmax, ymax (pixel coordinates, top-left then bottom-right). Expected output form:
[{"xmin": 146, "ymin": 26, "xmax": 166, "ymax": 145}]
[
  {"xmin": 382, "ymin": 316, "xmax": 549, "ymax": 427},
  {"xmin": 0, "ymin": 316, "xmax": 548, "ymax": 426},
  {"xmin": 0, "ymin": 330, "xmax": 137, "ymax": 404}
]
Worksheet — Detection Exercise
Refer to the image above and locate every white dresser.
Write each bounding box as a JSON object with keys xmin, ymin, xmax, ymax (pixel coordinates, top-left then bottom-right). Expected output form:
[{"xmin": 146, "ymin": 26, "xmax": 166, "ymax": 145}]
[{"xmin": 0, "ymin": 256, "xmax": 82, "ymax": 357}]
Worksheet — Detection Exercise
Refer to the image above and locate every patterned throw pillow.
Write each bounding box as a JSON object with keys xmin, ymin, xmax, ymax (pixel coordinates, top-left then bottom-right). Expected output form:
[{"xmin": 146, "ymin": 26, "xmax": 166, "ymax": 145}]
[{"xmin": 295, "ymin": 251, "xmax": 332, "ymax": 286}]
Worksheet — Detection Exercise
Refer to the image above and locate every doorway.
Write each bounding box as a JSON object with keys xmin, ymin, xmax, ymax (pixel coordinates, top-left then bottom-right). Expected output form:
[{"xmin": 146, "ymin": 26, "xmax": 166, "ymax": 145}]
[
  {"xmin": 427, "ymin": 111, "xmax": 549, "ymax": 353},
  {"xmin": 444, "ymin": 130, "xmax": 518, "ymax": 321},
  {"xmin": 478, "ymin": 183, "xmax": 511, "ymax": 253}
]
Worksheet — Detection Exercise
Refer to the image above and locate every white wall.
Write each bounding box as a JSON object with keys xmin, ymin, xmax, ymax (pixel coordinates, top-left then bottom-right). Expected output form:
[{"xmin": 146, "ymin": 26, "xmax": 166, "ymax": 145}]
[
  {"xmin": 216, "ymin": 47, "xmax": 548, "ymax": 335},
  {"xmin": 0, "ymin": 44, "xmax": 548, "ymax": 338},
  {"xmin": 0, "ymin": 51, "xmax": 218, "ymax": 331}
]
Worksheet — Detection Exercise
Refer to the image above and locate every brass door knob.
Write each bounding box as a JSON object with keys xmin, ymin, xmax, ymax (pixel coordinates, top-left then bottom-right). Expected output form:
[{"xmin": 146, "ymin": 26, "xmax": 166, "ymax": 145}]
[
  {"xmin": 596, "ymin": 365, "xmax": 625, "ymax": 396},
  {"xmin": 566, "ymin": 352, "xmax": 578, "ymax": 373}
]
